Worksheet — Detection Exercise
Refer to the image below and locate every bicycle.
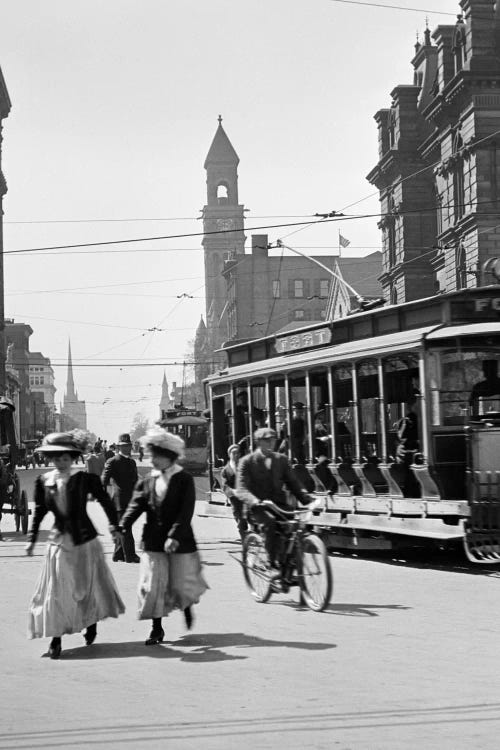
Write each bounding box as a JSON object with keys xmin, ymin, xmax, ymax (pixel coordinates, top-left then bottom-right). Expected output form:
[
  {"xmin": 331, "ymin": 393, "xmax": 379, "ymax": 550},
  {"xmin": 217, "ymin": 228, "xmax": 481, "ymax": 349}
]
[{"xmin": 242, "ymin": 499, "xmax": 333, "ymax": 612}]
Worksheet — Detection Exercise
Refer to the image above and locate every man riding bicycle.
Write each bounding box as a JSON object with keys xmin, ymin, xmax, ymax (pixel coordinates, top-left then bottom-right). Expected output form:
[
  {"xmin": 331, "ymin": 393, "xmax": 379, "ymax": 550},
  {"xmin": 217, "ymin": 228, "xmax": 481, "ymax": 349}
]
[{"xmin": 236, "ymin": 427, "xmax": 313, "ymax": 573}]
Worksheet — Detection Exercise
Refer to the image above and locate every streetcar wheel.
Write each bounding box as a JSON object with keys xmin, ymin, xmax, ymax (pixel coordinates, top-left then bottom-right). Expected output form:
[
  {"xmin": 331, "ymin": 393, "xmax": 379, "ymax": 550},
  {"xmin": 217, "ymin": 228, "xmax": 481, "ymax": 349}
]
[
  {"xmin": 242, "ymin": 531, "xmax": 272, "ymax": 603},
  {"xmin": 298, "ymin": 534, "xmax": 332, "ymax": 612},
  {"xmin": 21, "ymin": 491, "xmax": 29, "ymax": 534},
  {"xmin": 14, "ymin": 507, "xmax": 20, "ymax": 532}
]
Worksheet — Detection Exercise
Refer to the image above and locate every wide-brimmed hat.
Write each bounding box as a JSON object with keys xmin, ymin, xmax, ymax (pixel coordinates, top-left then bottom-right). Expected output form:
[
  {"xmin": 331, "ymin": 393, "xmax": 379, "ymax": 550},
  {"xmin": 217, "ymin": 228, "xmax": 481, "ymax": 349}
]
[
  {"xmin": 117, "ymin": 433, "xmax": 132, "ymax": 445},
  {"xmin": 254, "ymin": 427, "xmax": 277, "ymax": 441},
  {"xmin": 139, "ymin": 427, "xmax": 185, "ymax": 459},
  {"xmin": 227, "ymin": 443, "xmax": 240, "ymax": 456},
  {"xmin": 38, "ymin": 432, "xmax": 83, "ymax": 454}
]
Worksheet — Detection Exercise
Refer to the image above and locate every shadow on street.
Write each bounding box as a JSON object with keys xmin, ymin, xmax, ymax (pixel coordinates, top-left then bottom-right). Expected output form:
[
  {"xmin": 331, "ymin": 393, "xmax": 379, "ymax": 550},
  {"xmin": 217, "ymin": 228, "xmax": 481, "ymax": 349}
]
[{"xmin": 58, "ymin": 631, "xmax": 336, "ymax": 662}]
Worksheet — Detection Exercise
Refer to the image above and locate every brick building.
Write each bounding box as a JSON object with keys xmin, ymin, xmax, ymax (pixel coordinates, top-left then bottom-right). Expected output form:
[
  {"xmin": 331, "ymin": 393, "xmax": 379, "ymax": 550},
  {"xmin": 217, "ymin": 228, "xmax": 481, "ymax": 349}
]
[
  {"xmin": 201, "ymin": 119, "xmax": 383, "ymax": 346},
  {"xmin": 367, "ymin": 1, "xmax": 500, "ymax": 302}
]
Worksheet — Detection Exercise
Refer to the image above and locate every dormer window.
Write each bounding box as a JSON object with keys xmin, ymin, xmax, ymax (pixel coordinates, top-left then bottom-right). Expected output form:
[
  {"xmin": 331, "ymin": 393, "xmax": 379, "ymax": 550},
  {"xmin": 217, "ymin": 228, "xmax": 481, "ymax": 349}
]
[
  {"xmin": 453, "ymin": 19, "xmax": 467, "ymax": 74},
  {"xmin": 388, "ymin": 110, "xmax": 396, "ymax": 149}
]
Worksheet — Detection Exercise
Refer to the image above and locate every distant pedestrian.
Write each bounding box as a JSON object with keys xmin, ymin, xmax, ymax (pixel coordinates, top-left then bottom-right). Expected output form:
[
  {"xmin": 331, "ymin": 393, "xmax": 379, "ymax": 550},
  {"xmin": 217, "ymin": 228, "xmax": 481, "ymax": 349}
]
[
  {"xmin": 26, "ymin": 432, "xmax": 125, "ymax": 659},
  {"xmin": 120, "ymin": 427, "xmax": 208, "ymax": 645},
  {"xmin": 101, "ymin": 433, "xmax": 140, "ymax": 563},
  {"xmin": 221, "ymin": 444, "xmax": 248, "ymax": 541},
  {"xmin": 85, "ymin": 447, "xmax": 105, "ymax": 476}
]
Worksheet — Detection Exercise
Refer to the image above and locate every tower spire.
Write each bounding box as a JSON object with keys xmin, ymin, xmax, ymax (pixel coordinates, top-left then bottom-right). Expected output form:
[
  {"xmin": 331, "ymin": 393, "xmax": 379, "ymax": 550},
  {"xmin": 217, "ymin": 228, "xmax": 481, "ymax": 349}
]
[{"xmin": 66, "ymin": 338, "xmax": 76, "ymax": 400}]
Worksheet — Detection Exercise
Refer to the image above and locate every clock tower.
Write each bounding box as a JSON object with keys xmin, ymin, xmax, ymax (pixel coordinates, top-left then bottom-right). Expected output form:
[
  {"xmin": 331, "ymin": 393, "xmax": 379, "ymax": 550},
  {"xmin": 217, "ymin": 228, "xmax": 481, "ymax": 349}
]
[{"xmin": 202, "ymin": 117, "xmax": 246, "ymax": 360}]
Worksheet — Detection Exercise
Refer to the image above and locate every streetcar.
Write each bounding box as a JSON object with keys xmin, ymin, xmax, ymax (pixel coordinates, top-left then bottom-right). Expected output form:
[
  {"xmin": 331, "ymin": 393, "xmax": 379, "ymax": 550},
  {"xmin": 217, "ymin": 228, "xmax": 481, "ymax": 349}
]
[
  {"xmin": 159, "ymin": 407, "xmax": 208, "ymax": 475},
  {"xmin": 202, "ymin": 286, "xmax": 500, "ymax": 563}
]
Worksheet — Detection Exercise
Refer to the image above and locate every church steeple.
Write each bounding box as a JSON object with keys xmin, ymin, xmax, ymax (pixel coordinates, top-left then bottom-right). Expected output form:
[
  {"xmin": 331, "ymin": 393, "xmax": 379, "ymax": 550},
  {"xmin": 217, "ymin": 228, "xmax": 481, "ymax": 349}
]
[
  {"xmin": 66, "ymin": 339, "xmax": 76, "ymax": 400},
  {"xmin": 159, "ymin": 370, "xmax": 171, "ymax": 417}
]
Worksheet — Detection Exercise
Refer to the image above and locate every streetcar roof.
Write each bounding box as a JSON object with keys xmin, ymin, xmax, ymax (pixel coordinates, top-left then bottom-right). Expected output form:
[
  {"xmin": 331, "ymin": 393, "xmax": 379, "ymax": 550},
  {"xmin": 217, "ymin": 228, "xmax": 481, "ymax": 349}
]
[{"xmin": 206, "ymin": 320, "xmax": 500, "ymax": 386}]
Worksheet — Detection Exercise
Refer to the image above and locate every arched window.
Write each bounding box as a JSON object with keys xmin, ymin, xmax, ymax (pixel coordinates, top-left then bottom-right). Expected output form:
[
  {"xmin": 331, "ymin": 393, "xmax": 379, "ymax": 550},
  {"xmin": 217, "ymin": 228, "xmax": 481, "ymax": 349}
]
[
  {"xmin": 455, "ymin": 242, "xmax": 467, "ymax": 290},
  {"xmin": 434, "ymin": 182, "xmax": 443, "ymax": 237},
  {"xmin": 217, "ymin": 184, "xmax": 229, "ymax": 204},
  {"xmin": 390, "ymin": 285, "xmax": 398, "ymax": 305},
  {"xmin": 453, "ymin": 132, "xmax": 465, "ymax": 222}
]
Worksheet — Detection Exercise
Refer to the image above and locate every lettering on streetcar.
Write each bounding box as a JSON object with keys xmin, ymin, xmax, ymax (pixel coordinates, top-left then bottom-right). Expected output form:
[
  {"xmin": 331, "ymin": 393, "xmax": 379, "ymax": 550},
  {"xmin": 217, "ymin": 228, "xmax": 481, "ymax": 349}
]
[
  {"xmin": 274, "ymin": 327, "xmax": 332, "ymax": 354},
  {"xmin": 474, "ymin": 298, "xmax": 500, "ymax": 312}
]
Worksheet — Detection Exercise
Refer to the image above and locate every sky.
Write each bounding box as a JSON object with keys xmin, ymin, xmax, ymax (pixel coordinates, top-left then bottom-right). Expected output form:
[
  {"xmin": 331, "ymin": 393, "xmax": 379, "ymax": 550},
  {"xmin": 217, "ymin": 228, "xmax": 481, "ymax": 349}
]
[{"xmin": 0, "ymin": 0, "xmax": 460, "ymax": 439}]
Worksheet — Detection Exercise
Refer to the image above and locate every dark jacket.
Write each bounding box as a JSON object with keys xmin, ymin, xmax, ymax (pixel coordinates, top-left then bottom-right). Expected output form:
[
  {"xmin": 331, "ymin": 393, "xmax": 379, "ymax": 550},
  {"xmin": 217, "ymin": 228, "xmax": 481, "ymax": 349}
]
[
  {"xmin": 27, "ymin": 471, "xmax": 119, "ymax": 547},
  {"xmin": 237, "ymin": 450, "xmax": 308, "ymax": 509},
  {"xmin": 221, "ymin": 461, "xmax": 237, "ymax": 498},
  {"xmin": 120, "ymin": 469, "xmax": 197, "ymax": 553},
  {"xmin": 101, "ymin": 453, "xmax": 138, "ymax": 510}
]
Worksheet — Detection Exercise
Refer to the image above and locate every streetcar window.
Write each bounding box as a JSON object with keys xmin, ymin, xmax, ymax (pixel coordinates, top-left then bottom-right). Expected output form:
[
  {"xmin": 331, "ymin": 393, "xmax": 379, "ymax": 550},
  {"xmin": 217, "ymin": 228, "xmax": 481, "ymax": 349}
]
[
  {"xmin": 212, "ymin": 394, "xmax": 231, "ymax": 464},
  {"xmin": 290, "ymin": 377, "xmax": 309, "ymax": 464},
  {"xmin": 333, "ymin": 365, "xmax": 354, "ymax": 461},
  {"xmin": 384, "ymin": 355, "xmax": 420, "ymax": 459},
  {"xmin": 311, "ymin": 370, "xmax": 330, "ymax": 461},
  {"xmin": 358, "ymin": 361, "xmax": 378, "ymax": 459},
  {"xmin": 428, "ymin": 349, "xmax": 500, "ymax": 426}
]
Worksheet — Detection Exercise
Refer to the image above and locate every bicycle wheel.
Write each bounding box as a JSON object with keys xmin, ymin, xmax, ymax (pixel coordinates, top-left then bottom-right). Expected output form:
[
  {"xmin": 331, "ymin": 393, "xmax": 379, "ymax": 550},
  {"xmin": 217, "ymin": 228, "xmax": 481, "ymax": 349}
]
[
  {"xmin": 242, "ymin": 531, "xmax": 273, "ymax": 603},
  {"xmin": 298, "ymin": 533, "xmax": 332, "ymax": 612}
]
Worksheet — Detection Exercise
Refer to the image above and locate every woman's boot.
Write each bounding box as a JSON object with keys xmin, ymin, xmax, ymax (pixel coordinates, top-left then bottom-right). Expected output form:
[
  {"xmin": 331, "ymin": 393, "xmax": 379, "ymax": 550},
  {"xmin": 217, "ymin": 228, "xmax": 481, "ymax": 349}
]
[
  {"xmin": 48, "ymin": 637, "xmax": 62, "ymax": 659},
  {"xmin": 145, "ymin": 617, "xmax": 164, "ymax": 645},
  {"xmin": 84, "ymin": 623, "xmax": 97, "ymax": 646}
]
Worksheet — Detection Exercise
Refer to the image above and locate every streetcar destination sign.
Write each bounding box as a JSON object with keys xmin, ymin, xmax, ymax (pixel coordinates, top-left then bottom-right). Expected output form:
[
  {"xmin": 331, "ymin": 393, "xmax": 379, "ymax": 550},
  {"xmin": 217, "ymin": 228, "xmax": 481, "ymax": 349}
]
[{"xmin": 274, "ymin": 327, "xmax": 332, "ymax": 353}]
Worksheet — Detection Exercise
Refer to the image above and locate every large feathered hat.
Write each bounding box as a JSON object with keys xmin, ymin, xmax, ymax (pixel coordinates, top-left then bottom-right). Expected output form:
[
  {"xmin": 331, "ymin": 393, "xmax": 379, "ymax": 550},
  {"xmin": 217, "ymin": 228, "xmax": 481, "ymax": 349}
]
[
  {"xmin": 139, "ymin": 427, "xmax": 185, "ymax": 459},
  {"xmin": 38, "ymin": 431, "xmax": 84, "ymax": 454}
]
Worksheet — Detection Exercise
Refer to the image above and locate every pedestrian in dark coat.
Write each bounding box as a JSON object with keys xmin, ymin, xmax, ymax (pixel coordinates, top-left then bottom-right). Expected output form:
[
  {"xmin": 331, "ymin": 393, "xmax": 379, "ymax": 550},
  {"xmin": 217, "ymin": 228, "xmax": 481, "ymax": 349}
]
[
  {"xmin": 120, "ymin": 427, "xmax": 208, "ymax": 645},
  {"xmin": 102, "ymin": 433, "xmax": 139, "ymax": 563},
  {"xmin": 26, "ymin": 432, "xmax": 125, "ymax": 659}
]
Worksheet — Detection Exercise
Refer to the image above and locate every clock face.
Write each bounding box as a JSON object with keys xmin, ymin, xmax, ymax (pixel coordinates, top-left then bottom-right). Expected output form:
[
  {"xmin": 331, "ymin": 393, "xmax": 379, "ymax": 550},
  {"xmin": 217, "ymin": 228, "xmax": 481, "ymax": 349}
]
[{"xmin": 216, "ymin": 218, "xmax": 234, "ymax": 230}]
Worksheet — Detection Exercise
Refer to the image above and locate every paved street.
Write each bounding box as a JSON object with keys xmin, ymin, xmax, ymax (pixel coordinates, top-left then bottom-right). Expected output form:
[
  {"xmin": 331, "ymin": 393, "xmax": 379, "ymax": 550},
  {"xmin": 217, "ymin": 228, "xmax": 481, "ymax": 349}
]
[{"xmin": 1, "ymin": 468, "xmax": 500, "ymax": 749}]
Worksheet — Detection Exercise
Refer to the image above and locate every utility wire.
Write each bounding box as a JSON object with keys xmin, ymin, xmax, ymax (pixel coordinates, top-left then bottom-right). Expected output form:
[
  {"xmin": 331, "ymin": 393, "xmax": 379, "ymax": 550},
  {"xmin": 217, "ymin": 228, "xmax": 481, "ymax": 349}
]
[{"xmin": 329, "ymin": 0, "xmax": 456, "ymax": 14}]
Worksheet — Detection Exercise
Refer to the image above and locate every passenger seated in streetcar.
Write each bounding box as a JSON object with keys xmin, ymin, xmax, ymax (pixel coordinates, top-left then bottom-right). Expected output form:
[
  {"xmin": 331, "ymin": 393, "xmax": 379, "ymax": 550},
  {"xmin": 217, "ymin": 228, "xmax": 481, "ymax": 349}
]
[
  {"xmin": 395, "ymin": 395, "xmax": 419, "ymax": 465},
  {"xmin": 470, "ymin": 359, "xmax": 500, "ymax": 415},
  {"xmin": 291, "ymin": 402, "xmax": 307, "ymax": 464}
]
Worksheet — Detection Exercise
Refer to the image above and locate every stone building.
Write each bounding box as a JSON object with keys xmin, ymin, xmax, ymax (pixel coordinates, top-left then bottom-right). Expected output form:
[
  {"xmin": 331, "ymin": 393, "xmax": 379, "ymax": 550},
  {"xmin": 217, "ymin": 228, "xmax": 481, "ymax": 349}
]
[
  {"xmin": 367, "ymin": 1, "xmax": 500, "ymax": 302},
  {"xmin": 60, "ymin": 339, "xmax": 87, "ymax": 431},
  {"xmin": 29, "ymin": 352, "xmax": 57, "ymax": 436},
  {"xmin": 0, "ymin": 67, "xmax": 11, "ymax": 393},
  {"xmin": 5, "ymin": 320, "xmax": 32, "ymax": 441}
]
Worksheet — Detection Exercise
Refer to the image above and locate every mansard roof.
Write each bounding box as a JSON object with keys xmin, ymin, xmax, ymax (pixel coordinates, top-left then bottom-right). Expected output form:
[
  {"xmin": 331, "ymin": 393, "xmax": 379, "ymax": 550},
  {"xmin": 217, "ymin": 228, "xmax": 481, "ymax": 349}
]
[{"xmin": 204, "ymin": 119, "xmax": 239, "ymax": 168}]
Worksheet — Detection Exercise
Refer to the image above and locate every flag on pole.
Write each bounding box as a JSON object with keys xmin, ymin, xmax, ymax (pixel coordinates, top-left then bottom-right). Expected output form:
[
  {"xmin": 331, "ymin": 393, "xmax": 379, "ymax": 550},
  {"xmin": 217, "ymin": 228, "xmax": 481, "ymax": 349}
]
[{"xmin": 339, "ymin": 234, "xmax": 350, "ymax": 249}]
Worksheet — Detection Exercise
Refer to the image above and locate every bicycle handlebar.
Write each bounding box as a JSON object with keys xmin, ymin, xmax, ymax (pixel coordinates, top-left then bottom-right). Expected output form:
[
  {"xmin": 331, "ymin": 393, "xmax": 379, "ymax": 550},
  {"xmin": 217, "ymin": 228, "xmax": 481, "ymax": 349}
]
[{"xmin": 259, "ymin": 498, "xmax": 321, "ymax": 519}]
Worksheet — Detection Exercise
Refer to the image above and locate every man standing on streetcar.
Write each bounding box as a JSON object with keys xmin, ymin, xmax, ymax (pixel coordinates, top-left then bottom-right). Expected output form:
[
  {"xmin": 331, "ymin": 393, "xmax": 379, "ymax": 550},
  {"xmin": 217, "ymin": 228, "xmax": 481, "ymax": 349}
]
[{"xmin": 236, "ymin": 427, "xmax": 312, "ymax": 573}]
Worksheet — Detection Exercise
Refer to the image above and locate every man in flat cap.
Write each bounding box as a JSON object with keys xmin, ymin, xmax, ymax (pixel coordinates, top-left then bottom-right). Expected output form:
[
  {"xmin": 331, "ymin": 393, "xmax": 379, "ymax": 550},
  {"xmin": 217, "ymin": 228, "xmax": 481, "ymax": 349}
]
[
  {"xmin": 102, "ymin": 433, "xmax": 139, "ymax": 562},
  {"xmin": 237, "ymin": 427, "xmax": 311, "ymax": 573}
]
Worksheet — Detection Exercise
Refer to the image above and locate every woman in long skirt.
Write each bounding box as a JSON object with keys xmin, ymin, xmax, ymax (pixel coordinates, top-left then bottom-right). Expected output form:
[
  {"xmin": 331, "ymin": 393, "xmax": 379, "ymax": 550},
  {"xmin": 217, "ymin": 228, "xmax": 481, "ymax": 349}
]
[
  {"xmin": 120, "ymin": 427, "xmax": 208, "ymax": 645},
  {"xmin": 26, "ymin": 432, "xmax": 125, "ymax": 659}
]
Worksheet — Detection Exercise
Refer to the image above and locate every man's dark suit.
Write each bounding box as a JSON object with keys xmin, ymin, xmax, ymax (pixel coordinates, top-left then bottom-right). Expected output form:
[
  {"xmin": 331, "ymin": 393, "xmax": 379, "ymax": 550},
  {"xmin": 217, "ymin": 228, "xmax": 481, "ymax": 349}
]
[
  {"xmin": 102, "ymin": 453, "xmax": 139, "ymax": 562},
  {"xmin": 237, "ymin": 449, "xmax": 308, "ymax": 566}
]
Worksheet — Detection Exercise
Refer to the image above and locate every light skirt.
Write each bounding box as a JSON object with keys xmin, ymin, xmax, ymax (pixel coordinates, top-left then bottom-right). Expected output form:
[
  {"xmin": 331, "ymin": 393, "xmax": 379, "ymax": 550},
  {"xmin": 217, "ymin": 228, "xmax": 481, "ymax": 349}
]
[
  {"xmin": 137, "ymin": 551, "xmax": 208, "ymax": 620},
  {"xmin": 28, "ymin": 532, "xmax": 125, "ymax": 639}
]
